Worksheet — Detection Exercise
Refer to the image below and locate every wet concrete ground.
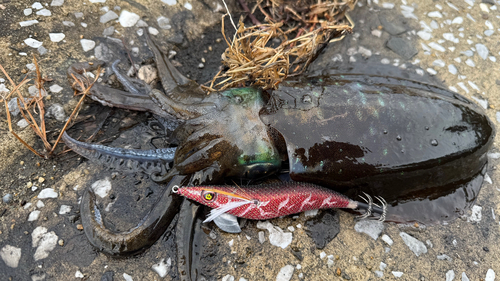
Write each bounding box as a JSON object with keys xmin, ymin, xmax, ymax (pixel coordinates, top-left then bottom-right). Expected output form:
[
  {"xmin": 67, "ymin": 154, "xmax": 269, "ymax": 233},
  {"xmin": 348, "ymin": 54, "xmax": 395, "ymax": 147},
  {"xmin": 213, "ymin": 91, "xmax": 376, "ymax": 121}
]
[{"xmin": 0, "ymin": 0, "xmax": 499, "ymax": 280}]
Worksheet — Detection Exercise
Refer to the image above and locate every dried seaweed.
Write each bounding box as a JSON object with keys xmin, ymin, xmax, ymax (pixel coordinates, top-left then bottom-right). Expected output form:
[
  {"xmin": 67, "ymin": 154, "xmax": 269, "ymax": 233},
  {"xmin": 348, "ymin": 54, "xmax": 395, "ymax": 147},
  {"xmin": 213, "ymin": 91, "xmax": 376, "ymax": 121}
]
[{"xmin": 204, "ymin": 0, "xmax": 356, "ymax": 92}]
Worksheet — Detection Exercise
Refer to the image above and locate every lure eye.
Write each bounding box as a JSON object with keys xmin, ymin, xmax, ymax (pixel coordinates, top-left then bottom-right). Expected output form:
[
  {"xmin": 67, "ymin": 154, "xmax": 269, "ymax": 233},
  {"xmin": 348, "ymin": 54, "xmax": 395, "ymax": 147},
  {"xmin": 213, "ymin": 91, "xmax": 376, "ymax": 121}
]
[{"xmin": 201, "ymin": 191, "xmax": 216, "ymax": 202}]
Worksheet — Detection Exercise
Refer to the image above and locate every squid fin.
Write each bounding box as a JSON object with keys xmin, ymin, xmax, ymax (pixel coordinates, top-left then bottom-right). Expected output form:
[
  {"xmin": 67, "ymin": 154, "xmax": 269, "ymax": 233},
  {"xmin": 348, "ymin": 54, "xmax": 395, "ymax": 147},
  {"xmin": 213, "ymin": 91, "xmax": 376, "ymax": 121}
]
[
  {"xmin": 213, "ymin": 213, "xmax": 241, "ymax": 233},
  {"xmin": 203, "ymin": 200, "xmax": 253, "ymax": 223}
]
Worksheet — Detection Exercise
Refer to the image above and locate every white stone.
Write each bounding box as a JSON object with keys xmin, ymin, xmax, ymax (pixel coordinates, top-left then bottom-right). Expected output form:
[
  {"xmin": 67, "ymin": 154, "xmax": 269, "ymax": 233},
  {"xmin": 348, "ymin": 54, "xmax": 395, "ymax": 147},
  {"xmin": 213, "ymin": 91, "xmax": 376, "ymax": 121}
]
[
  {"xmin": 119, "ymin": 10, "xmax": 140, "ymax": 27},
  {"xmin": 462, "ymin": 272, "xmax": 470, "ymax": 281},
  {"xmin": 49, "ymin": 84, "xmax": 63, "ymax": 93},
  {"xmin": 484, "ymin": 30, "xmax": 494, "ymax": 36},
  {"xmin": 427, "ymin": 11, "xmax": 443, "ymax": 18},
  {"xmin": 320, "ymin": 251, "xmax": 327, "ymax": 259},
  {"xmin": 471, "ymin": 96, "xmax": 488, "ymax": 109},
  {"xmin": 428, "ymin": 42, "xmax": 445, "ymax": 52},
  {"xmin": 80, "ymin": 39, "xmax": 96, "ymax": 52},
  {"xmin": 381, "ymin": 234, "xmax": 394, "ymax": 246},
  {"xmin": 36, "ymin": 9, "xmax": 52, "ymax": 16},
  {"xmin": 485, "ymin": 21, "xmax": 494, "ymax": 30},
  {"xmin": 468, "ymin": 81, "xmax": 480, "ymax": 91},
  {"xmin": 62, "ymin": 21, "xmax": 75, "ymax": 27},
  {"xmin": 49, "ymin": 33, "xmax": 65, "ymax": 43},
  {"xmin": 19, "ymin": 20, "xmax": 39, "ymax": 27},
  {"xmin": 446, "ymin": 270, "xmax": 455, "ymax": 281},
  {"xmin": 36, "ymin": 200, "xmax": 44, "ymax": 208},
  {"xmin": 443, "ymin": 33, "xmax": 457, "ymax": 42},
  {"xmin": 489, "ymin": 56, "xmax": 497, "ymax": 62},
  {"xmin": 75, "ymin": 270, "xmax": 84, "ymax": 278},
  {"xmin": 28, "ymin": 210, "xmax": 41, "ymax": 221},
  {"xmin": 417, "ymin": 31, "xmax": 432, "ymax": 40},
  {"xmin": 276, "ymin": 265, "xmax": 294, "ymax": 281},
  {"xmin": 392, "ymin": 271, "xmax": 403, "ymax": 278},
  {"xmin": 157, "ymin": 16, "xmax": 171, "ymax": 30},
  {"xmin": 458, "ymin": 82, "xmax": 469, "ymax": 93},
  {"xmin": 184, "ymin": 2, "xmax": 192, "ymax": 10},
  {"xmin": 89, "ymin": 0, "xmax": 106, "ymax": 2},
  {"xmin": 354, "ymin": 220, "xmax": 384, "ymax": 240},
  {"xmin": 465, "ymin": 59, "xmax": 476, "ymax": 67},
  {"xmin": 430, "ymin": 20, "xmax": 439, "ymax": 29},
  {"xmin": 375, "ymin": 271, "xmax": 383, "ymax": 278},
  {"xmin": 24, "ymin": 38, "xmax": 43, "ymax": 48},
  {"xmin": 448, "ymin": 64, "xmax": 457, "ymax": 75},
  {"xmin": 426, "ymin": 68, "xmax": 437, "ymax": 75},
  {"xmin": 380, "ymin": 262, "xmax": 387, "ymax": 270},
  {"xmin": 59, "ymin": 205, "xmax": 72, "ymax": 215},
  {"xmin": 152, "ymin": 258, "xmax": 171, "ymax": 278},
  {"xmin": 400, "ymin": 232, "xmax": 427, "ymax": 256},
  {"xmin": 24, "ymin": 8, "xmax": 33, "ymax": 15},
  {"xmin": 447, "ymin": 2, "xmax": 459, "ymax": 10},
  {"xmin": 0, "ymin": 245, "xmax": 22, "ymax": 268},
  {"xmin": 17, "ymin": 119, "xmax": 29, "ymax": 128},
  {"xmin": 382, "ymin": 2, "xmax": 395, "ymax": 9},
  {"xmin": 81, "ymin": 23, "xmax": 88, "ymax": 28},
  {"xmin": 46, "ymin": 103, "xmax": 66, "ymax": 122},
  {"xmin": 419, "ymin": 21, "xmax": 432, "ymax": 32},
  {"xmin": 467, "ymin": 205, "xmax": 482, "ymax": 222},
  {"xmin": 437, "ymin": 254, "xmax": 452, "ymax": 261},
  {"xmin": 485, "ymin": 269, "xmax": 495, "ymax": 281},
  {"xmin": 38, "ymin": 188, "xmax": 58, "ymax": 199},
  {"xmin": 432, "ymin": 59, "xmax": 446, "ymax": 67},
  {"xmin": 371, "ymin": 29, "xmax": 382, "ymax": 37},
  {"xmin": 161, "ymin": 0, "xmax": 177, "ymax": 5},
  {"xmin": 475, "ymin": 44, "xmax": 489, "ymax": 60},
  {"xmin": 100, "ymin": 11, "xmax": 118, "ymax": 23},
  {"xmin": 32, "ymin": 227, "xmax": 58, "ymax": 261},
  {"xmin": 258, "ymin": 231, "xmax": 265, "ymax": 243},
  {"xmin": 91, "ymin": 178, "xmax": 112, "ymax": 198},
  {"xmin": 123, "ymin": 273, "xmax": 133, "ymax": 281},
  {"xmin": 451, "ymin": 17, "xmax": 464, "ymax": 24},
  {"xmin": 51, "ymin": 0, "xmax": 64, "ymax": 6},
  {"xmin": 421, "ymin": 42, "xmax": 431, "ymax": 52},
  {"xmin": 148, "ymin": 27, "xmax": 159, "ymax": 35},
  {"xmin": 358, "ymin": 46, "xmax": 372, "ymax": 57},
  {"xmin": 256, "ymin": 221, "xmax": 292, "ymax": 249},
  {"xmin": 480, "ymin": 3, "xmax": 490, "ymax": 13},
  {"xmin": 32, "ymin": 2, "xmax": 43, "ymax": 9}
]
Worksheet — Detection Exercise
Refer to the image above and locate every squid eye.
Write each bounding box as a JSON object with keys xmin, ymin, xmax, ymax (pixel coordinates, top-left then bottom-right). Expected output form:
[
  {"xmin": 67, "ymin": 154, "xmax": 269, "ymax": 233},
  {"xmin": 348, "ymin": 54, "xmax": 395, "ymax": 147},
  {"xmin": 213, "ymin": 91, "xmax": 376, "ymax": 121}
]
[
  {"xmin": 201, "ymin": 191, "xmax": 216, "ymax": 202},
  {"xmin": 234, "ymin": 95, "xmax": 243, "ymax": 104}
]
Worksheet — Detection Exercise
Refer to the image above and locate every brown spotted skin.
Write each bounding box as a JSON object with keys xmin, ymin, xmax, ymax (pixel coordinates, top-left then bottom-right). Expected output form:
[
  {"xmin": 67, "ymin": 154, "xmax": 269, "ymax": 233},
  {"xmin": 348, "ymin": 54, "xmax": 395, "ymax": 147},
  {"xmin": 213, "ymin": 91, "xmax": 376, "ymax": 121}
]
[{"xmin": 176, "ymin": 182, "xmax": 351, "ymax": 220}]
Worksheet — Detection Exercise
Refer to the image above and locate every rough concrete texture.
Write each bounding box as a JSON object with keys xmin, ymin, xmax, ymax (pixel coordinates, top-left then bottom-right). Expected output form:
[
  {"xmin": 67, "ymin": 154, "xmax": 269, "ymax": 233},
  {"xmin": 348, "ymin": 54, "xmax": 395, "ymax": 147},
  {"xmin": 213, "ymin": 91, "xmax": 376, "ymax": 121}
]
[{"xmin": 0, "ymin": 0, "xmax": 499, "ymax": 280}]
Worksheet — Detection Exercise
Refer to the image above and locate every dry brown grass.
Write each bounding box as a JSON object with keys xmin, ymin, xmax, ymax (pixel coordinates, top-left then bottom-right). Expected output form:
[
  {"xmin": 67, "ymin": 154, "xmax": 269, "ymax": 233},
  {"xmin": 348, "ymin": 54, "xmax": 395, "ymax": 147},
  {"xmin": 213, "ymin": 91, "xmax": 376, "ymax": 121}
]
[
  {"xmin": 0, "ymin": 57, "xmax": 101, "ymax": 158},
  {"xmin": 204, "ymin": 0, "xmax": 356, "ymax": 92}
]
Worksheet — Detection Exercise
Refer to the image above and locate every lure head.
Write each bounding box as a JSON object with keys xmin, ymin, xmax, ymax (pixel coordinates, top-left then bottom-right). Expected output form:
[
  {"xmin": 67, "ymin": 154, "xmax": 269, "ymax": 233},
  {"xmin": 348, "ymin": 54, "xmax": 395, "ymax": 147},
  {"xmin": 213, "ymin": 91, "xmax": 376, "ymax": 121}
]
[{"xmin": 173, "ymin": 185, "xmax": 240, "ymax": 210}]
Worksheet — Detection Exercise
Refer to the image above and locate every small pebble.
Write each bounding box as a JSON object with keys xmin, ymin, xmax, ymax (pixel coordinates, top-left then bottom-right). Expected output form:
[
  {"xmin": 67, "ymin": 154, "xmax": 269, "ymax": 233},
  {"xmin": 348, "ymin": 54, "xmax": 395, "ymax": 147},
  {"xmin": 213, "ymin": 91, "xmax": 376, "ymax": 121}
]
[
  {"xmin": 75, "ymin": 270, "xmax": 84, "ymax": 278},
  {"xmin": 25, "ymin": 38, "xmax": 43, "ymax": 48},
  {"xmin": 58, "ymin": 239, "xmax": 64, "ymax": 246},
  {"xmin": 485, "ymin": 269, "xmax": 495, "ymax": 281},
  {"xmin": 446, "ymin": 270, "xmax": 455, "ymax": 281},
  {"xmin": 0, "ymin": 245, "xmax": 22, "ymax": 268},
  {"xmin": 400, "ymin": 232, "xmax": 427, "ymax": 256},
  {"xmin": 80, "ymin": 39, "xmax": 96, "ymax": 52},
  {"xmin": 276, "ymin": 265, "xmax": 294, "ymax": 281},
  {"xmin": 2, "ymin": 193, "xmax": 13, "ymax": 203},
  {"xmin": 152, "ymin": 258, "xmax": 171, "ymax": 278},
  {"xmin": 119, "ymin": 10, "xmax": 140, "ymax": 27},
  {"xmin": 28, "ymin": 210, "xmax": 41, "ymax": 221},
  {"xmin": 392, "ymin": 271, "xmax": 403, "ymax": 278},
  {"xmin": 36, "ymin": 9, "xmax": 52, "ymax": 16}
]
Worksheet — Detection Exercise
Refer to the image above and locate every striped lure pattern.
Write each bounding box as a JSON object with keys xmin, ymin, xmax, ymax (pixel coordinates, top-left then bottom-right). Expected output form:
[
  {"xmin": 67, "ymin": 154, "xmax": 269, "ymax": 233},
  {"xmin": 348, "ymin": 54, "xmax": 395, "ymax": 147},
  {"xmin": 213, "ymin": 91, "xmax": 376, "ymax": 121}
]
[{"xmin": 173, "ymin": 182, "xmax": 356, "ymax": 221}]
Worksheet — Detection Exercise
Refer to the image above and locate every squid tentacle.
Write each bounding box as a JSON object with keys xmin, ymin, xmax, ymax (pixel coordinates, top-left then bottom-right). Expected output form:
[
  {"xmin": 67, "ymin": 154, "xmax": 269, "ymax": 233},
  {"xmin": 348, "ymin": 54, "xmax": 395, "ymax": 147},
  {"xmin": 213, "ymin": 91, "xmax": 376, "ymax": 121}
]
[
  {"xmin": 62, "ymin": 132, "xmax": 176, "ymax": 176},
  {"xmin": 80, "ymin": 174, "xmax": 185, "ymax": 256}
]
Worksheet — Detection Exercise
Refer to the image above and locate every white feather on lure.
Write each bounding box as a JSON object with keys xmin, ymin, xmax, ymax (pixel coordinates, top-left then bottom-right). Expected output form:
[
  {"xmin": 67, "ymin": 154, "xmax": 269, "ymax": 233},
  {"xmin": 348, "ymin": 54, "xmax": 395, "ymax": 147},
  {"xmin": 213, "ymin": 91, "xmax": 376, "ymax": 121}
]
[{"xmin": 203, "ymin": 199, "xmax": 253, "ymax": 223}]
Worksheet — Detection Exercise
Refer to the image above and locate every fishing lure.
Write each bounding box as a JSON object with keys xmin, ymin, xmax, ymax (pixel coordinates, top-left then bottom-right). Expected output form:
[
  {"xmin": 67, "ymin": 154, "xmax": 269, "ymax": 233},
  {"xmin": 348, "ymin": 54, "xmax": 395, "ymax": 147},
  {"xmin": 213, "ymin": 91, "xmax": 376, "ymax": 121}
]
[{"xmin": 172, "ymin": 182, "xmax": 386, "ymax": 230}]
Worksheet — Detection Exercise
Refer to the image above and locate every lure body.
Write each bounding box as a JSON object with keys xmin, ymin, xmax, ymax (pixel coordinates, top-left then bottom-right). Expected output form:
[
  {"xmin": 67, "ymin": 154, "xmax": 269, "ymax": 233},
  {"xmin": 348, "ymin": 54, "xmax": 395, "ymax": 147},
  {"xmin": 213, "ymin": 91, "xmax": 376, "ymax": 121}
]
[{"xmin": 174, "ymin": 182, "xmax": 358, "ymax": 221}]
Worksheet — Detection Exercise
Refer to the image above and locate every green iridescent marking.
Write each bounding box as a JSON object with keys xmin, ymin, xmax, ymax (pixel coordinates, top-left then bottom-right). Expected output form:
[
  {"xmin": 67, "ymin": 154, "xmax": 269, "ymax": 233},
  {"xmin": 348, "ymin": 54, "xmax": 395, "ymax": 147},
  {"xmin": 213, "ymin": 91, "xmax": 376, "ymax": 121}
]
[
  {"xmin": 338, "ymin": 169, "xmax": 342, "ymax": 174},
  {"xmin": 357, "ymin": 110, "xmax": 363, "ymax": 120},
  {"xmin": 356, "ymin": 83, "xmax": 362, "ymax": 88},
  {"xmin": 399, "ymin": 101, "xmax": 406, "ymax": 110},
  {"xmin": 383, "ymin": 148, "xmax": 388, "ymax": 155},
  {"xmin": 378, "ymin": 97, "xmax": 385, "ymax": 106},
  {"xmin": 320, "ymin": 160, "xmax": 324, "ymax": 166},
  {"xmin": 359, "ymin": 92, "xmax": 367, "ymax": 105},
  {"xmin": 319, "ymin": 78, "xmax": 324, "ymax": 82},
  {"xmin": 343, "ymin": 89, "xmax": 349, "ymax": 94}
]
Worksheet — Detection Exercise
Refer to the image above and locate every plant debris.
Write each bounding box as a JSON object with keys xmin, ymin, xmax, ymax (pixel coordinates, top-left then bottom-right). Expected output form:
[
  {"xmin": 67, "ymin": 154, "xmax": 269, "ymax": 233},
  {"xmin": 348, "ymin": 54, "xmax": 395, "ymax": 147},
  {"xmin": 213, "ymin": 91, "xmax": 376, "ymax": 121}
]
[
  {"xmin": 0, "ymin": 57, "xmax": 101, "ymax": 158},
  {"xmin": 204, "ymin": 0, "xmax": 356, "ymax": 92}
]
